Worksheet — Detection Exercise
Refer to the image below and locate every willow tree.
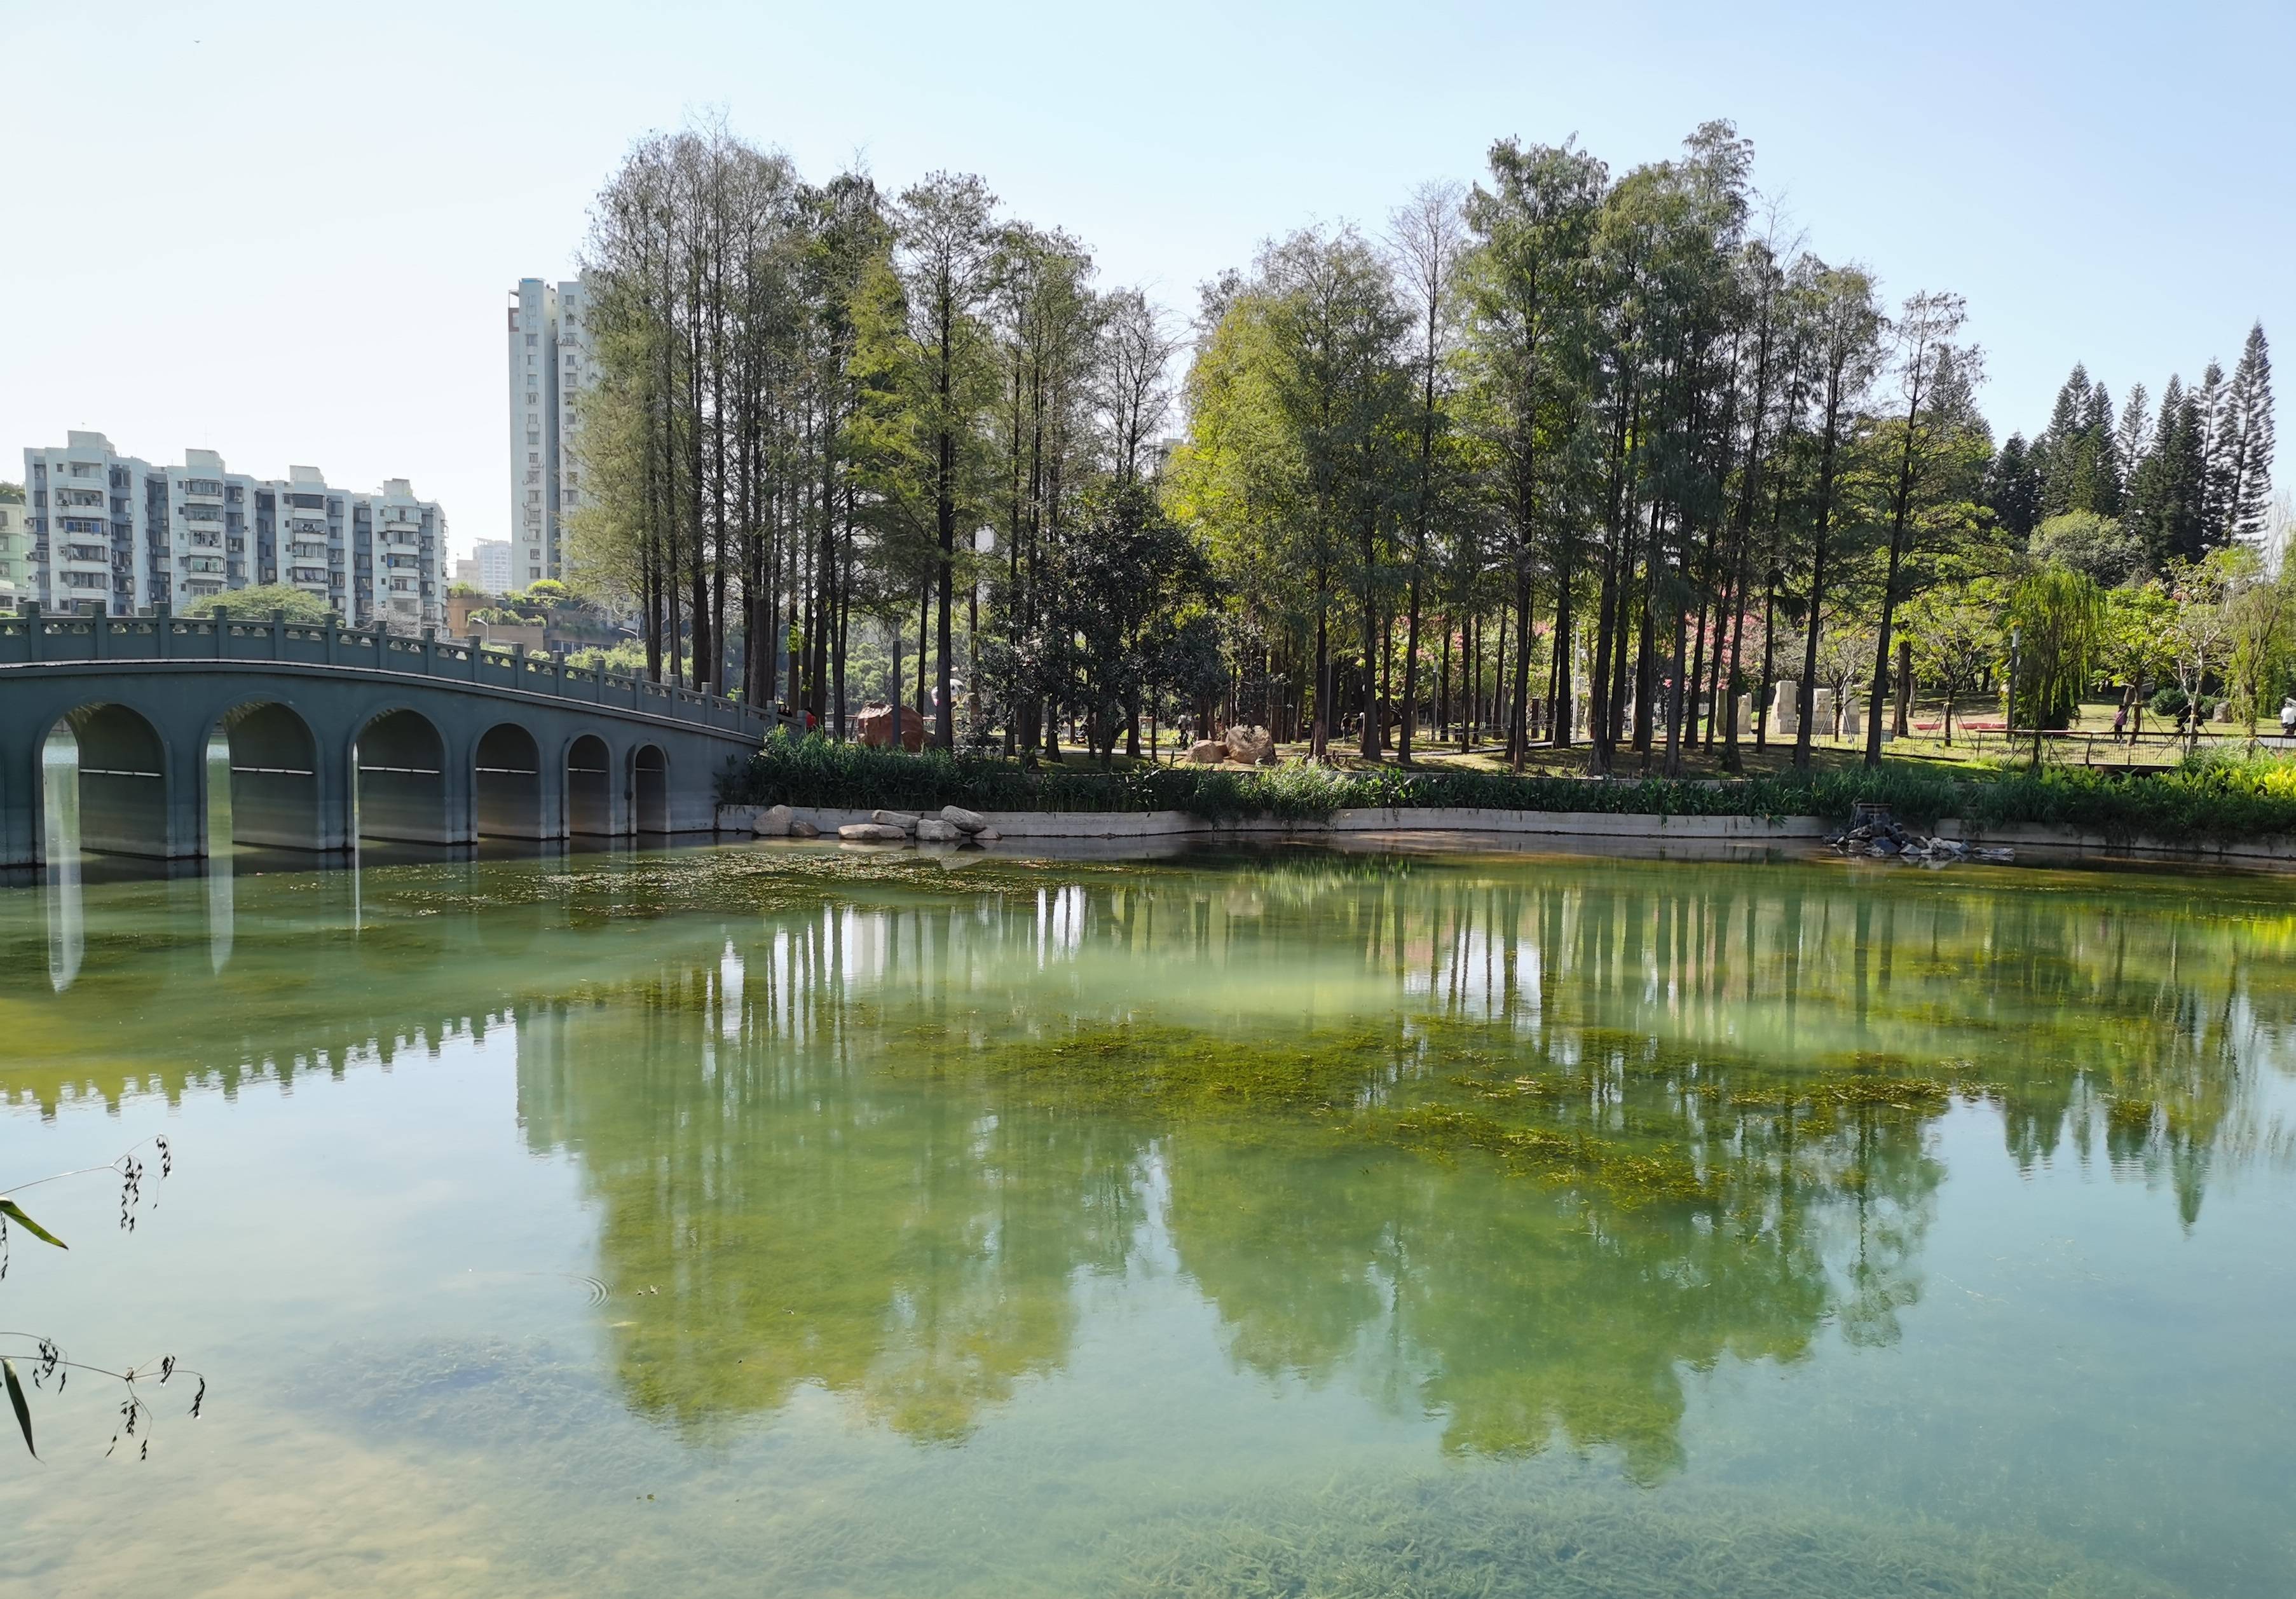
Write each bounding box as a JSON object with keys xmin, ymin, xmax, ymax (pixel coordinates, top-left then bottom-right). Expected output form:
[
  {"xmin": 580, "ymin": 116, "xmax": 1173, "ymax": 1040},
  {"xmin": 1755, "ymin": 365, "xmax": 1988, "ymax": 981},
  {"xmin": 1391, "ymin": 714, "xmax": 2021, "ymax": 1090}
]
[{"xmin": 2007, "ymin": 565, "xmax": 2105, "ymax": 766}]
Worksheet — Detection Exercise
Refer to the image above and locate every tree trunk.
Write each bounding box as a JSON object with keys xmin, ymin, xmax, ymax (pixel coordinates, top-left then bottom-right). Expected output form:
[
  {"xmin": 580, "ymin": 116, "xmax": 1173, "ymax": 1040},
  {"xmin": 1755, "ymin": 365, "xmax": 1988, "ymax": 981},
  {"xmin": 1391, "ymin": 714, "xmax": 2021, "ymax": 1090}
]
[
  {"xmin": 1794, "ymin": 357, "xmax": 1856, "ymax": 770},
  {"xmin": 1508, "ymin": 569, "xmax": 1536, "ymax": 773}
]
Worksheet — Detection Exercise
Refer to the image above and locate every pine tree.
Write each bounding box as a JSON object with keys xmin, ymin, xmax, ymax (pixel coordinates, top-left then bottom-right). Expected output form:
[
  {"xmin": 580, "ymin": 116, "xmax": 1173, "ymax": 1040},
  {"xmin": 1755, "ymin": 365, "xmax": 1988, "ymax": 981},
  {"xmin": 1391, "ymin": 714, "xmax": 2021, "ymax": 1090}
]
[
  {"xmin": 2219, "ymin": 322, "xmax": 2275, "ymax": 541},
  {"xmin": 1985, "ymin": 432, "xmax": 2042, "ymax": 541},
  {"xmin": 2194, "ymin": 358, "xmax": 2230, "ymax": 543},
  {"xmin": 2081, "ymin": 380, "xmax": 2121, "ymax": 514},
  {"xmin": 2033, "ymin": 364, "xmax": 2091, "ymax": 517},
  {"xmin": 2115, "ymin": 383, "xmax": 2151, "ymax": 488},
  {"xmin": 2129, "ymin": 377, "xmax": 2210, "ymax": 565}
]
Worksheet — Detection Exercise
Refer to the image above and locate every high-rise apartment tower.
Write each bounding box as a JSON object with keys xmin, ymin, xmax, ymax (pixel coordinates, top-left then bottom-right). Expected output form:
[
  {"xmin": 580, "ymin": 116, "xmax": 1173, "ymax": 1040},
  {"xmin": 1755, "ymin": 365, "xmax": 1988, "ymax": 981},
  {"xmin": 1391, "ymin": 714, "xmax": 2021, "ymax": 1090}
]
[{"xmin": 505, "ymin": 276, "xmax": 597, "ymax": 587}]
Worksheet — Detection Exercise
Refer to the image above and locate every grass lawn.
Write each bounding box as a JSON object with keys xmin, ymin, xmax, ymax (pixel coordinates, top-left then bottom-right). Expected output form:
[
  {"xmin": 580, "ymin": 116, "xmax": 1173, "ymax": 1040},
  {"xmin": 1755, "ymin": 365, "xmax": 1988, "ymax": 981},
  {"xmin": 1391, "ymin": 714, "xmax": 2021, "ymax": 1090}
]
[{"xmin": 1105, "ymin": 698, "xmax": 2296, "ymax": 781}]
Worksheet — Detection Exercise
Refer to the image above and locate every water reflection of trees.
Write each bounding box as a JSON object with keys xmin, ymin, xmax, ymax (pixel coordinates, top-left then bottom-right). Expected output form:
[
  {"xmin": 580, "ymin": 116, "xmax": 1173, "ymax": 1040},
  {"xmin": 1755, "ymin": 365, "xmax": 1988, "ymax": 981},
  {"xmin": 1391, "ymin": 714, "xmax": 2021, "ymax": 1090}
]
[{"xmin": 7, "ymin": 846, "xmax": 2294, "ymax": 1459}]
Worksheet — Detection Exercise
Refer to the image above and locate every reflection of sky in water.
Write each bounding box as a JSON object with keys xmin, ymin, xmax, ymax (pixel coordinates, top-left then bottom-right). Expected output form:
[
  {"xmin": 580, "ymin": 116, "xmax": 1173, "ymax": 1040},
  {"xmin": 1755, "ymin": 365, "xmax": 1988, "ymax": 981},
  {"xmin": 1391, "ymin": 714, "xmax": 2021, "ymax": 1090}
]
[{"xmin": 1, "ymin": 843, "xmax": 2292, "ymax": 1599}]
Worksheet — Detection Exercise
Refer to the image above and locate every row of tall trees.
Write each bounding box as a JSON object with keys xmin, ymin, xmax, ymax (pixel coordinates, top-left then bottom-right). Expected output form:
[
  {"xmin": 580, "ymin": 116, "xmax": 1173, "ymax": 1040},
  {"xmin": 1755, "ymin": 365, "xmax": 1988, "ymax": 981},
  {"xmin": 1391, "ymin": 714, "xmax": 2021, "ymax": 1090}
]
[
  {"xmin": 1172, "ymin": 122, "xmax": 2009, "ymax": 773},
  {"xmin": 566, "ymin": 119, "xmax": 2274, "ymax": 774},
  {"xmin": 568, "ymin": 124, "xmax": 1206, "ymax": 758}
]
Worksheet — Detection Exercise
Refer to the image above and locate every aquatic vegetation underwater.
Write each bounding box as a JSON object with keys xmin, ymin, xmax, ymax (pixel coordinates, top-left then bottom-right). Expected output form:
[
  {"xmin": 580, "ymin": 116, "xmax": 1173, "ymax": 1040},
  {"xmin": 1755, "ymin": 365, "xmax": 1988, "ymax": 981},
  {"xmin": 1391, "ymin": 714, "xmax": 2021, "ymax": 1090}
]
[{"xmin": 2, "ymin": 842, "xmax": 2292, "ymax": 1597}]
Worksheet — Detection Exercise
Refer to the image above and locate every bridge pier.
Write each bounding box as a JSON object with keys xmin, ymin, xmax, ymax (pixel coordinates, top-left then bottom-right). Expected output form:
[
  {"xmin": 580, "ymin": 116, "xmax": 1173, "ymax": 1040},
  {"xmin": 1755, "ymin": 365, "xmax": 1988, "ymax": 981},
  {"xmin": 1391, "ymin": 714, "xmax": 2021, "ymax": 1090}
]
[{"xmin": 0, "ymin": 720, "xmax": 38, "ymax": 869}]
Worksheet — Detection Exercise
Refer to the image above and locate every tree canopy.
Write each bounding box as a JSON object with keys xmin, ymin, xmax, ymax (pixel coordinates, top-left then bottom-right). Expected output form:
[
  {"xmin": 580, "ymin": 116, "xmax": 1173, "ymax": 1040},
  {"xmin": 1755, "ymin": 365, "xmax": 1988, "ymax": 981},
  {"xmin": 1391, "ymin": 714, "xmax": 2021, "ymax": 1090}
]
[{"xmin": 559, "ymin": 118, "xmax": 2274, "ymax": 769}]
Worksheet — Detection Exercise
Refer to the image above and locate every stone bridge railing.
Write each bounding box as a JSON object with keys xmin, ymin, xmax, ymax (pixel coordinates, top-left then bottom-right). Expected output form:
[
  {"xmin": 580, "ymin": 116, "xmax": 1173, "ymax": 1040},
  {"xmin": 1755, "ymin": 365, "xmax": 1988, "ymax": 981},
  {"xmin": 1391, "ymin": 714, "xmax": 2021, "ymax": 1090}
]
[{"xmin": 1, "ymin": 604, "xmax": 788, "ymax": 740}]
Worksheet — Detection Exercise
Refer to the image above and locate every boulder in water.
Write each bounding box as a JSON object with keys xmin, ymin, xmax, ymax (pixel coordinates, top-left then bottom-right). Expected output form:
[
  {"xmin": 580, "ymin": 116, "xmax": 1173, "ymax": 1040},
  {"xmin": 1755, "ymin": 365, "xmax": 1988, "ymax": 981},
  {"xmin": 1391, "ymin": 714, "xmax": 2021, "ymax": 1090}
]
[{"xmin": 838, "ymin": 822, "xmax": 909, "ymax": 843}]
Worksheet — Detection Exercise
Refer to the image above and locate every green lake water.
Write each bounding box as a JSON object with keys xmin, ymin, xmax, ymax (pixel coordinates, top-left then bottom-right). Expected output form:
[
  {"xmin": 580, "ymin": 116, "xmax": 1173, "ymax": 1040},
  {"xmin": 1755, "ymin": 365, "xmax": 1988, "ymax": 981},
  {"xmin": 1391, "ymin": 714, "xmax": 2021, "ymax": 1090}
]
[{"xmin": 1, "ymin": 837, "xmax": 2292, "ymax": 1598}]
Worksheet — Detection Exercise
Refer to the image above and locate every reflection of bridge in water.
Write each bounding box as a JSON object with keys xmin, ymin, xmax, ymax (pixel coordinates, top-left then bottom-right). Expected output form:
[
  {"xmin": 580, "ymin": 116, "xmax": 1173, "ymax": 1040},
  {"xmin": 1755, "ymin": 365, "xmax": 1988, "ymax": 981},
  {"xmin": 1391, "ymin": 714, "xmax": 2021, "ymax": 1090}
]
[{"xmin": 1, "ymin": 606, "xmax": 790, "ymax": 864}]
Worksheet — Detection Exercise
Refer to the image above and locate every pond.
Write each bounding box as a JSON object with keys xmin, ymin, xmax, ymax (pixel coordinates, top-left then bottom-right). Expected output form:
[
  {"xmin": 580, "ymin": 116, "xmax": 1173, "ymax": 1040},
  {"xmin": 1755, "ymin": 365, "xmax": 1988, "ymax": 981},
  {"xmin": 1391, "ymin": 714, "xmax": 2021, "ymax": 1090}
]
[{"xmin": 1, "ymin": 838, "xmax": 2292, "ymax": 1598}]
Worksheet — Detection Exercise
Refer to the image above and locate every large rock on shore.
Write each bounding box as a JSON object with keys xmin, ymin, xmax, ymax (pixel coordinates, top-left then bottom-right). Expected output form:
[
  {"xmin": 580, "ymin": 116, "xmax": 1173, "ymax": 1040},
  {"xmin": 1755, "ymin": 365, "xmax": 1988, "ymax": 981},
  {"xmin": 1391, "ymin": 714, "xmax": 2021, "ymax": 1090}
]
[
  {"xmin": 855, "ymin": 703, "xmax": 927, "ymax": 752},
  {"xmin": 870, "ymin": 808, "xmax": 920, "ymax": 834},
  {"xmin": 915, "ymin": 817, "xmax": 961, "ymax": 843},
  {"xmin": 940, "ymin": 805, "xmax": 988, "ymax": 834},
  {"xmin": 839, "ymin": 822, "xmax": 909, "ymax": 843},
  {"xmin": 751, "ymin": 803, "xmax": 793, "ymax": 838},
  {"xmin": 1189, "ymin": 739, "xmax": 1224, "ymax": 765},
  {"xmin": 788, "ymin": 818, "xmax": 821, "ymax": 839},
  {"xmin": 1224, "ymin": 725, "xmax": 1274, "ymax": 764}
]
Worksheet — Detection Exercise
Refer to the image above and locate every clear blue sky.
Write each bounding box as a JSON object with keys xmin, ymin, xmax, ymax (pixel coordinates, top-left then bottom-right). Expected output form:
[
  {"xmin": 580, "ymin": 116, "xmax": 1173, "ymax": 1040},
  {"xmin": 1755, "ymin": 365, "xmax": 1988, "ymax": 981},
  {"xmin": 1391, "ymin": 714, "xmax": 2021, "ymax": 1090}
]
[{"xmin": 4, "ymin": 0, "xmax": 2288, "ymax": 557}]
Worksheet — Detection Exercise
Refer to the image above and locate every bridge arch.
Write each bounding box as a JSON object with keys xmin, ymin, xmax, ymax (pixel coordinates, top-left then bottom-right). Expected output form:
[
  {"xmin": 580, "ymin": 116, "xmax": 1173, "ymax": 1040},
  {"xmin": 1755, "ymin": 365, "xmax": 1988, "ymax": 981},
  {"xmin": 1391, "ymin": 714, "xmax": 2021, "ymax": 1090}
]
[
  {"xmin": 565, "ymin": 733, "xmax": 613, "ymax": 836},
  {"xmin": 207, "ymin": 698, "xmax": 324, "ymax": 852},
  {"xmin": 474, "ymin": 721, "xmax": 545, "ymax": 839},
  {"xmin": 631, "ymin": 743, "xmax": 669, "ymax": 833},
  {"xmin": 44, "ymin": 702, "xmax": 172, "ymax": 859},
  {"xmin": 354, "ymin": 707, "xmax": 451, "ymax": 844}
]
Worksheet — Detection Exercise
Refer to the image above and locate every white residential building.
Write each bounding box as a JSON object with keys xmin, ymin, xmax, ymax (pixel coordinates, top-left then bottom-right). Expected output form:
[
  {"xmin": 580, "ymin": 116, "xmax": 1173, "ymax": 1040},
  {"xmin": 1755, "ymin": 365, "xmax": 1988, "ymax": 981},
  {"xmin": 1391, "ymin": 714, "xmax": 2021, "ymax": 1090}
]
[
  {"xmin": 0, "ymin": 492, "xmax": 25, "ymax": 606},
  {"xmin": 505, "ymin": 275, "xmax": 599, "ymax": 587},
  {"xmin": 473, "ymin": 537, "xmax": 514, "ymax": 594},
  {"xmin": 17, "ymin": 432, "xmax": 445, "ymax": 630}
]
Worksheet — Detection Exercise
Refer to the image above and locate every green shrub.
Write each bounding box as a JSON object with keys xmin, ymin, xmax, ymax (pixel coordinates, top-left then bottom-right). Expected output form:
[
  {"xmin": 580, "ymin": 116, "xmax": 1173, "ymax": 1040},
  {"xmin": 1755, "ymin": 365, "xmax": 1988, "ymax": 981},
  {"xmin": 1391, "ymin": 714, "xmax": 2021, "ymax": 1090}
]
[{"xmin": 716, "ymin": 734, "xmax": 2296, "ymax": 840}]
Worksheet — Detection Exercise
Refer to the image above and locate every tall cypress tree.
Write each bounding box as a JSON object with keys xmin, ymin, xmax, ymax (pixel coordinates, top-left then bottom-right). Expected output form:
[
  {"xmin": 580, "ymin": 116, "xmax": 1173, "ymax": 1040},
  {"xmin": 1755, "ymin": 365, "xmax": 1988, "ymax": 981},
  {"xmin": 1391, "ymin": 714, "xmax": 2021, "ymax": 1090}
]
[
  {"xmin": 2194, "ymin": 358, "xmax": 2231, "ymax": 543},
  {"xmin": 2219, "ymin": 322, "xmax": 2275, "ymax": 541}
]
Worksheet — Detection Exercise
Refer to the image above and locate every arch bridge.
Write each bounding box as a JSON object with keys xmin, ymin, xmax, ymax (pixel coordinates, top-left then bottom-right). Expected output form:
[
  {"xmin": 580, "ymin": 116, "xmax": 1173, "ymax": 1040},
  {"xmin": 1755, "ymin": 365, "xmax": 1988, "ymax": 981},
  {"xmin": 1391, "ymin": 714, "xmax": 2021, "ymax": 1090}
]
[{"xmin": 2, "ymin": 606, "xmax": 788, "ymax": 865}]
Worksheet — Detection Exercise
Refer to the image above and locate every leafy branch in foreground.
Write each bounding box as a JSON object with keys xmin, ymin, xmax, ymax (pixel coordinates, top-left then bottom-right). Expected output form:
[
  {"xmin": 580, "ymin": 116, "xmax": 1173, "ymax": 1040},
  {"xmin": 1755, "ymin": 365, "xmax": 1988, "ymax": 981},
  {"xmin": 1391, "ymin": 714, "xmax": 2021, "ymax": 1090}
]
[{"xmin": 1, "ymin": 1136, "xmax": 207, "ymax": 1460}]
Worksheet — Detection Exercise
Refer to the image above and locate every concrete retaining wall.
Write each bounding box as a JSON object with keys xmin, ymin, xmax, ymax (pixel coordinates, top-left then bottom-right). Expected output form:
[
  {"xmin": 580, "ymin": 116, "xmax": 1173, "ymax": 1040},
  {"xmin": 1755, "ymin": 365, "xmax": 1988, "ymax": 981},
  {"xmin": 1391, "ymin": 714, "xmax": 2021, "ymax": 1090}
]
[
  {"xmin": 713, "ymin": 802, "xmax": 2296, "ymax": 868},
  {"xmin": 1927, "ymin": 819, "xmax": 2296, "ymax": 868},
  {"xmin": 714, "ymin": 803, "xmax": 1833, "ymax": 845}
]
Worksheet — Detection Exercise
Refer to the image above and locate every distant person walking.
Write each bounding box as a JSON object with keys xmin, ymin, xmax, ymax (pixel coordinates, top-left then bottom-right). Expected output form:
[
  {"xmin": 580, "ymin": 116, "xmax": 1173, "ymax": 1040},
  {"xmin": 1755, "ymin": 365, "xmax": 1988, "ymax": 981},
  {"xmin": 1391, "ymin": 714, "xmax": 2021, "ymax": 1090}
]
[{"xmin": 2279, "ymin": 697, "xmax": 2296, "ymax": 742}]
